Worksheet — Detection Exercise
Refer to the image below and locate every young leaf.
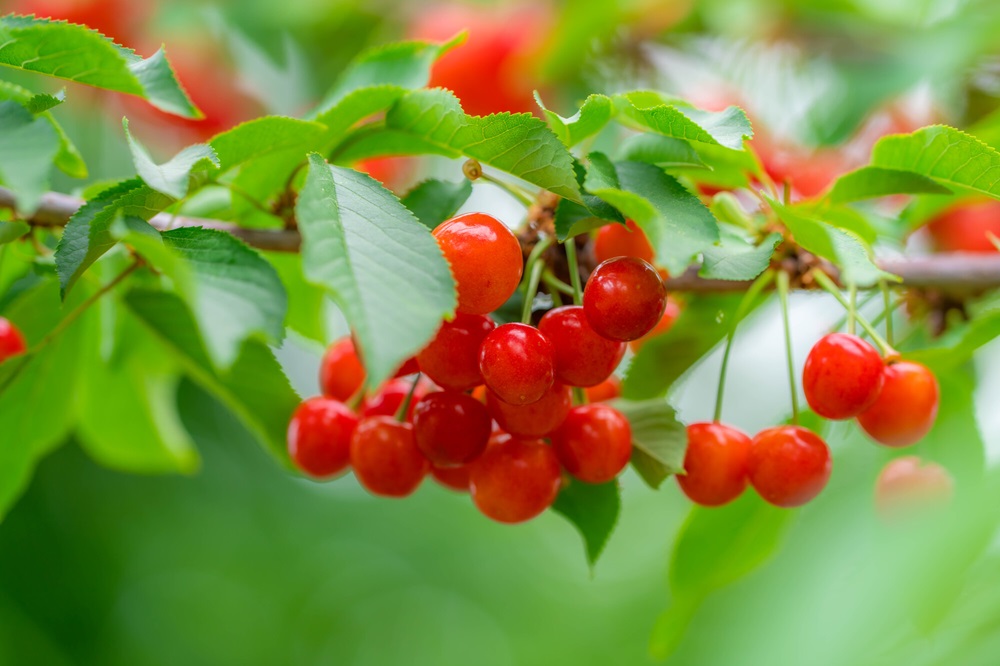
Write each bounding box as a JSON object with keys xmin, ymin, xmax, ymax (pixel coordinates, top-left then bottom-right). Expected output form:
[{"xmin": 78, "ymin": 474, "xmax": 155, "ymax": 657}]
[
  {"xmin": 616, "ymin": 134, "xmax": 708, "ymax": 168},
  {"xmin": 0, "ymin": 16, "xmax": 199, "ymax": 118},
  {"xmin": 536, "ymin": 93, "xmax": 614, "ymax": 148},
  {"xmin": 552, "ymin": 479, "xmax": 621, "ymax": 567},
  {"xmin": 614, "ymin": 92, "xmax": 753, "ymax": 151},
  {"xmin": 123, "ymin": 118, "xmax": 219, "ymax": 200},
  {"xmin": 333, "ymin": 89, "xmax": 581, "ymax": 201},
  {"xmin": 401, "ymin": 178, "xmax": 473, "ymax": 230},
  {"xmin": 297, "ymin": 154, "xmax": 456, "ymax": 386},
  {"xmin": 828, "ymin": 167, "xmax": 952, "ymax": 203},
  {"xmin": 700, "ymin": 231, "xmax": 782, "ymax": 281},
  {"xmin": 209, "ymin": 116, "xmax": 328, "ymax": 171},
  {"xmin": 610, "ymin": 398, "xmax": 686, "ymax": 489},
  {"xmin": 0, "ymin": 100, "xmax": 59, "ymax": 214}
]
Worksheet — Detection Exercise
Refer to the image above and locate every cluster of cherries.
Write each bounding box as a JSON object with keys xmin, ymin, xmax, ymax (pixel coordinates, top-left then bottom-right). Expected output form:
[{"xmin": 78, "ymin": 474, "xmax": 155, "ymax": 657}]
[{"xmin": 287, "ymin": 212, "xmax": 679, "ymax": 523}]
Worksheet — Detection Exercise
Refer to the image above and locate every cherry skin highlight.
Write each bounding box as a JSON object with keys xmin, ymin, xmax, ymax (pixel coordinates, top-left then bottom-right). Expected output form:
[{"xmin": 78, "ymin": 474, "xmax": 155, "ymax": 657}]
[
  {"xmin": 802, "ymin": 333, "xmax": 885, "ymax": 419},
  {"xmin": 417, "ymin": 313, "xmax": 495, "ymax": 391},
  {"xmin": 583, "ymin": 257, "xmax": 667, "ymax": 341},
  {"xmin": 433, "ymin": 213, "xmax": 523, "ymax": 315},
  {"xmin": 677, "ymin": 422, "xmax": 752, "ymax": 507},
  {"xmin": 594, "ymin": 220, "xmax": 655, "ymax": 264},
  {"xmin": 749, "ymin": 425, "xmax": 832, "ymax": 508},
  {"xmin": 486, "ymin": 383, "xmax": 572, "ymax": 437},
  {"xmin": 412, "ymin": 391, "xmax": 492, "ymax": 466},
  {"xmin": 629, "ymin": 296, "xmax": 681, "ymax": 353},
  {"xmin": 551, "ymin": 404, "xmax": 632, "ymax": 484},
  {"xmin": 350, "ymin": 416, "xmax": 429, "ymax": 497},
  {"xmin": 874, "ymin": 456, "xmax": 954, "ymax": 520},
  {"xmin": 0, "ymin": 318, "xmax": 27, "ymax": 363},
  {"xmin": 857, "ymin": 361, "xmax": 939, "ymax": 448},
  {"xmin": 286, "ymin": 398, "xmax": 359, "ymax": 478},
  {"xmin": 320, "ymin": 337, "xmax": 365, "ymax": 402},
  {"xmin": 470, "ymin": 437, "xmax": 562, "ymax": 524},
  {"xmin": 538, "ymin": 306, "xmax": 625, "ymax": 387},
  {"xmin": 479, "ymin": 323, "xmax": 555, "ymax": 405}
]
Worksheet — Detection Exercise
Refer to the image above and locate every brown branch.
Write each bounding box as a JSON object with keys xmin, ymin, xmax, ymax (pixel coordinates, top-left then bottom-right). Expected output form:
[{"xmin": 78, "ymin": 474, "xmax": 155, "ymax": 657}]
[{"xmin": 6, "ymin": 186, "xmax": 1000, "ymax": 291}]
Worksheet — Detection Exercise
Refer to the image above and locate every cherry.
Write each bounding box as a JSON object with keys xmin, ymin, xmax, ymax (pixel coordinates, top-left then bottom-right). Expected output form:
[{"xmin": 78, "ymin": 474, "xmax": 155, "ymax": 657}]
[
  {"xmin": 350, "ymin": 416, "xmax": 428, "ymax": 497},
  {"xmin": 393, "ymin": 356, "xmax": 420, "ymax": 377},
  {"xmin": 748, "ymin": 425, "xmax": 832, "ymax": 508},
  {"xmin": 362, "ymin": 377, "xmax": 432, "ymax": 420},
  {"xmin": 593, "ymin": 220, "xmax": 655, "ymax": 265},
  {"xmin": 629, "ymin": 296, "xmax": 681, "ymax": 353},
  {"xmin": 320, "ymin": 337, "xmax": 365, "ymax": 401},
  {"xmin": 585, "ymin": 376, "xmax": 622, "ymax": 403},
  {"xmin": 0, "ymin": 318, "xmax": 27, "ymax": 363},
  {"xmin": 470, "ymin": 437, "xmax": 562, "ymax": 524},
  {"xmin": 550, "ymin": 404, "xmax": 632, "ymax": 484},
  {"xmin": 479, "ymin": 323, "xmax": 555, "ymax": 405},
  {"xmin": 430, "ymin": 464, "xmax": 472, "ymax": 493},
  {"xmin": 583, "ymin": 257, "xmax": 667, "ymax": 341},
  {"xmin": 874, "ymin": 456, "xmax": 954, "ymax": 521},
  {"xmin": 356, "ymin": 156, "xmax": 415, "ymax": 193},
  {"xmin": 677, "ymin": 422, "xmax": 752, "ymax": 507},
  {"xmin": 802, "ymin": 333, "xmax": 884, "ymax": 420},
  {"xmin": 412, "ymin": 391, "xmax": 491, "ymax": 466},
  {"xmin": 926, "ymin": 198, "xmax": 1000, "ymax": 253},
  {"xmin": 856, "ymin": 361, "xmax": 939, "ymax": 448},
  {"xmin": 538, "ymin": 306, "xmax": 625, "ymax": 387},
  {"xmin": 486, "ymin": 383, "xmax": 572, "ymax": 437},
  {"xmin": 433, "ymin": 213, "xmax": 523, "ymax": 315},
  {"xmin": 417, "ymin": 313, "xmax": 495, "ymax": 390},
  {"xmin": 286, "ymin": 397, "xmax": 358, "ymax": 478}
]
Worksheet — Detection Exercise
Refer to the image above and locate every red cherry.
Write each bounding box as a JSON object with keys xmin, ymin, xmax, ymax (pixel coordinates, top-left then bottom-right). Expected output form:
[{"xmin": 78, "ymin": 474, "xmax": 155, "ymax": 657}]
[
  {"xmin": 874, "ymin": 456, "xmax": 954, "ymax": 520},
  {"xmin": 538, "ymin": 305, "xmax": 625, "ymax": 387},
  {"xmin": 413, "ymin": 391, "xmax": 492, "ymax": 466},
  {"xmin": 470, "ymin": 437, "xmax": 562, "ymax": 524},
  {"xmin": 320, "ymin": 337, "xmax": 365, "ymax": 401},
  {"xmin": 677, "ymin": 422, "xmax": 752, "ymax": 507},
  {"xmin": 350, "ymin": 416, "xmax": 428, "ymax": 497},
  {"xmin": 393, "ymin": 356, "xmax": 420, "ymax": 377},
  {"xmin": 417, "ymin": 313, "xmax": 495, "ymax": 390},
  {"xmin": 585, "ymin": 376, "xmax": 621, "ymax": 403},
  {"xmin": 430, "ymin": 464, "xmax": 472, "ymax": 492},
  {"xmin": 486, "ymin": 383, "xmax": 571, "ymax": 437},
  {"xmin": 0, "ymin": 317, "xmax": 28, "ymax": 363},
  {"xmin": 857, "ymin": 361, "xmax": 939, "ymax": 448},
  {"xmin": 356, "ymin": 156, "xmax": 415, "ymax": 193},
  {"xmin": 583, "ymin": 257, "xmax": 667, "ymax": 341},
  {"xmin": 361, "ymin": 377, "xmax": 432, "ymax": 421},
  {"xmin": 433, "ymin": 213, "xmax": 523, "ymax": 315},
  {"xmin": 629, "ymin": 296, "xmax": 681, "ymax": 353},
  {"xmin": 286, "ymin": 397, "xmax": 359, "ymax": 478},
  {"xmin": 749, "ymin": 425, "xmax": 832, "ymax": 508},
  {"xmin": 479, "ymin": 323, "xmax": 555, "ymax": 405},
  {"xmin": 593, "ymin": 220, "xmax": 655, "ymax": 265},
  {"xmin": 926, "ymin": 198, "xmax": 1000, "ymax": 253},
  {"xmin": 550, "ymin": 404, "xmax": 632, "ymax": 484},
  {"xmin": 802, "ymin": 333, "xmax": 885, "ymax": 420}
]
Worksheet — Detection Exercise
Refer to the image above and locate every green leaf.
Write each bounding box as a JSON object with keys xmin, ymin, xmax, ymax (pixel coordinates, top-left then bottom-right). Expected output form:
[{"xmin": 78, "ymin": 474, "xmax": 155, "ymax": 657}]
[
  {"xmin": 297, "ymin": 154, "xmax": 456, "ymax": 386},
  {"xmin": 651, "ymin": 492, "xmax": 793, "ymax": 660},
  {"xmin": 536, "ymin": 93, "xmax": 613, "ymax": 148},
  {"xmin": 123, "ymin": 289, "xmax": 298, "ymax": 467},
  {"xmin": 616, "ymin": 134, "xmax": 708, "ymax": 168},
  {"xmin": 553, "ymin": 199, "xmax": 614, "ymax": 241},
  {"xmin": 54, "ymin": 179, "xmax": 172, "ymax": 296},
  {"xmin": 209, "ymin": 116, "xmax": 328, "ymax": 171},
  {"xmin": 401, "ymin": 178, "xmax": 473, "ymax": 230},
  {"xmin": 0, "ymin": 221, "xmax": 30, "ymax": 245},
  {"xmin": 614, "ymin": 92, "xmax": 753, "ymax": 151},
  {"xmin": 552, "ymin": 479, "xmax": 620, "ymax": 567},
  {"xmin": 700, "ymin": 231, "xmax": 782, "ymax": 281},
  {"xmin": 828, "ymin": 167, "xmax": 953, "ymax": 203},
  {"xmin": 908, "ymin": 294, "xmax": 1000, "ymax": 370},
  {"xmin": 0, "ymin": 16, "xmax": 199, "ymax": 118},
  {"xmin": 123, "ymin": 118, "xmax": 219, "ymax": 199},
  {"xmin": 0, "ymin": 81, "xmax": 87, "ymax": 179},
  {"xmin": 267, "ymin": 252, "xmax": 328, "ymax": 344},
  {"xmin": 610, "ymin": 398, "xmax": 686, "ymax": 489},
  {"xmin": 333, "ymin": 89, "xmax": 581, "ymax": 201},
  {"xmin": 0, "ymin": 100, "xmax": 59, "ymax": 214}
]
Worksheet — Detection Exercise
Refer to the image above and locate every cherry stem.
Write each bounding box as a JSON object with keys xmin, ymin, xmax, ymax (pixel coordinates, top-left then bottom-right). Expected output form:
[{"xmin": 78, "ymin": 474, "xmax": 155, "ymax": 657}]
[
  {"xmin": 829, "ymin": 292, "xmax": 877, "ymax": 334},
  {"xmin": 541, "ymin": 269, "xmax": 574, "ymax": 296},
  {"xmin": 572, "ymin": 386, "xmax": 587, "ymax": 406},
  {"xmin": 881, "ymin": 280, "xmax": 894, "ymax": 347},
  {"xmin": 462, "ymin": 159, "xmax": 535, "ymax": 208},
  {"xmin": 713, "ymin": 269, "xmax": 775, "ymax": 423},
  {"xmin": 563, "ymin": 238, "xmax": 584, "ymax": 306},
  {"xmin": 776, "ymin": 271, "xmax": 800, "ymax": 425},
  {"xmin": 847, "ymin": 282, "xmax": 857, "ymax": 336},
  {"xmin": 521, "ymin": 236, "xmax": 554, "ymax": 324},
  {"xmin": 811, "ymin": 270, "xmax": 898, "ymax": 358},
  {"xmin": 394, "ymin": 372, "xmax": 422, "ymax": 422}
]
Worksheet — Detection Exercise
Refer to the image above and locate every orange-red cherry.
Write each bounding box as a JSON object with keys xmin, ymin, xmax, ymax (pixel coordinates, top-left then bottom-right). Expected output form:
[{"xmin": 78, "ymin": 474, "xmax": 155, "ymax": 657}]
[
  {"xmin": 320, "ymin": 337, "xmax": 365, "ymax": 401},
  {"xmin": 677, "ymin": 422, "xmax": 752, "ymax": 507},
  {"xmin": 417, "ymin": 313, "xmax": 495, "ymax": 390},
  {"xmin": 470, "ymin": 437, "xmax": 562, "ymax": 524},
  {"xmin": 749, "ymin": 425, "xmax": 832, "ymax": 508},
  {"xmin": 430, "ymin": 464, "xmax": 472, "ymax": 492},
  {"xmin": 479, "ymin": 323, "xmax": 555, "ymax": 405},
  {"xmin": 594, "ymin": 220, "xmax": 655, "ymax": 264},
  {"xmin": 550, "ymin": 404, "xmax": 632, "ymax": 484},
  {"xmin": 874, "ymin": 456, "xmax": 954, "ymax": 520},
  {"xmin": 412, "ymin": 391, "xmax": 492, "ymax": 466},
  {"xmin": 486, "ymin": 383, "xmax": 572, "ymax": 437},
  {"xmin": 586, "ymin": 376, "xmax": 621, "ymax": 402},
  {"xmin": 802, "ymin": 333, "xmax": 885, "ymax": 419},
  {"xmin": 0, "ymin": 317, "xmax": 27, "ymax": 363},
  {"xmin": 433, "ymin": 213, "xmax": 523, "ymax": 315},
  {"xmin": 538, "ymin": 305, "xmax": 625, "ymax": 387},
  {"xmin": 857, "ymin": 361, "xmax": 939, "ymax": 448},
  {"xmin": 350, "ymin": 417, "xmax": 429, "ymax": 497},
  {"xmin": 583, "ymin": 257, "xmax": 667, "ymax": 341},
  {"xmin": 286, "ymin": 397, "xmax": 359, "ymax": 478}
]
